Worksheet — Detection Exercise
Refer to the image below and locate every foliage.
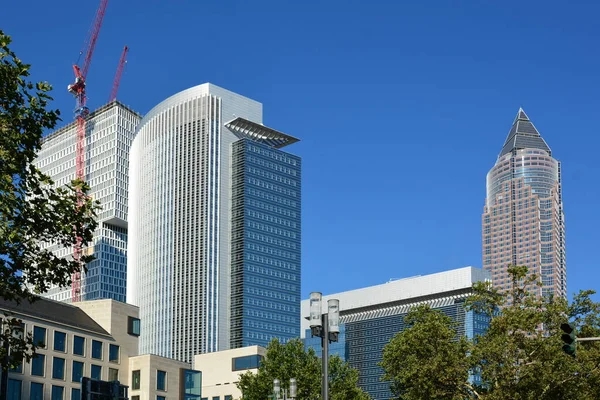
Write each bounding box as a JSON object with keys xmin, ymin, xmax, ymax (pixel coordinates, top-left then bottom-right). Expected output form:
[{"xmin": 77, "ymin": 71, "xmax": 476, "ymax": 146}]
[
  {"xmin": 380, "ymin": 304, "xmax": 473, "ymax": 400},
  {"xmin": 0, "ymin": 30, "xmax": 99, "ymax": 369},
  {"xmin": 237, "ymin": 338, "xmax": 371, "ymax": 400},
  {"xmin": 381, "ymin": 265, "xmax": 600, "ymax": 400}
]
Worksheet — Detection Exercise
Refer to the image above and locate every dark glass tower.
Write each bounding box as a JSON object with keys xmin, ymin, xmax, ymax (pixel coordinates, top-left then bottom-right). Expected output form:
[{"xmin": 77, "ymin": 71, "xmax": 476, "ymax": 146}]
[{"xmin": 231, "ymin": 139, "xmax": 301, "ymax": 348}]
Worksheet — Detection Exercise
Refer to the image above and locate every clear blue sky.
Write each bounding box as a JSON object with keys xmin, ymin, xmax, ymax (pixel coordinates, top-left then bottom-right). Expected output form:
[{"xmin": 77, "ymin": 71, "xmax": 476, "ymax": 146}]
[{"xmin": 3, "ymin": 0, "xmax": 599, "ymax": 301}]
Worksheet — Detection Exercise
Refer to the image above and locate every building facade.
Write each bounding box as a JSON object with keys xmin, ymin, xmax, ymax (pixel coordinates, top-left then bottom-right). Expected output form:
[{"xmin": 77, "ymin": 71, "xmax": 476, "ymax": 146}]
[
  {"xmin": 1, "ymin": 298, "xmax": 204, "ymax": 400},
  {"xmin": 301, "ymin": 267, "xmax": 491, "ymax": 400},
  {"xmin": 482, "ymin": 109, "xmax": 566, "ymax": 298},
  {"xmin": 128, "ymin": 83, "xmax": 301, "ymax": 363},
  {"xmin": 2, "ymin": 298, "xmax": 141, "ymax": 400},
  {"xmin": 34, "ymin": 101, "xmax": 142, "ymax": 302},
  {"xmin": 193, "ymin": 345, "xmax": 266, "ymax": 400}
]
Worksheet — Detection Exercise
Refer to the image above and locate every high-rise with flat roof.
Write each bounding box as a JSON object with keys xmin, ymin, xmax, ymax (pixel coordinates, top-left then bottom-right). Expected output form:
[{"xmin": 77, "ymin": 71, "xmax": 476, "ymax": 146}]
[
  {"xmin": 482, "ymin": 108, "xmax": 566, "ymax": 298},
  {"xmin": 34, "ymin": 101, "xmax": 142, "ymax": 302},
  {"xmin": 127, "ymin": 83, "xmax": 301, "ymax": 363}
]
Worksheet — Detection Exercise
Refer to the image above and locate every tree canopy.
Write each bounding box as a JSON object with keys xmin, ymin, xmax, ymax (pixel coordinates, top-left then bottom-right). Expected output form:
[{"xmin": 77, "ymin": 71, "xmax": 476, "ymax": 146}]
[
  {"xmin": 381, "ymin": 265, "xmax": 600, "ymax": 400},
  {"xmin": 0, "ymin": 30, "xmax": 98, "ymax": 369},
  {"xmin": 237, "ymin": 338, "xmax": 371, "ymax": 400}
]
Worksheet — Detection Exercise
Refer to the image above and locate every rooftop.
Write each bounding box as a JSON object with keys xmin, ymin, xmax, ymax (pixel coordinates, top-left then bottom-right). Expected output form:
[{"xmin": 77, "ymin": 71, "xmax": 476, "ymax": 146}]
[
  {"xmin": 499, "ymin": 108, "xmax": 551, "ymax": 158},
  {"xmin": 0, "ymin": 296, "xmax": 110, "ymax": 337},
  {"xmin": 225, "ymin": 117, "xmax": 299, "ymax": 149}
]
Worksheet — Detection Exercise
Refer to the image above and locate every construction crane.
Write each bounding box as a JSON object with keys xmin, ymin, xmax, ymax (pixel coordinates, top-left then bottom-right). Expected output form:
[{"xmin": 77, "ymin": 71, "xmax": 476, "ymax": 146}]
[
  {"xmin": 67, "ymin": 0, "xmax": 109, "ymax": 303},
  {"xmin": 108, "ymin": 45, "xmax": 129, "ymax": 103}
]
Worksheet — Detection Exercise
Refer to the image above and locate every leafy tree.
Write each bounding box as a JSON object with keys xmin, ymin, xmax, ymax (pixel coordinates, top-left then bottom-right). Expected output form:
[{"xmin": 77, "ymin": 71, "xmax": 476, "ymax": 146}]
[
  {"xmin": 381, "ymin": 265, "xmax": 600, "ymax": 400},
  {"xmin": 0, "ymin": 30, "xmax": 98, "ymax": 369},
  {"xmin": 380, "ymin": 304, "xmax": 474, "ymax": 400},
  {"xmin": 237, "ymin": 338, "xmax": 371, "ymax": 400}
]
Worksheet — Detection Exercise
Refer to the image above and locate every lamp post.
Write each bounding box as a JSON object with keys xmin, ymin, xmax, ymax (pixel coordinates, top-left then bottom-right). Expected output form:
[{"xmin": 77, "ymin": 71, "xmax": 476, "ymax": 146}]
[
  {"xmin": 309, "ymin": 292, "xmax": 340, "ymax": 400},
  {"xmin": 273, "ymin": 377, "xmax": 297, "ymax": 400}
]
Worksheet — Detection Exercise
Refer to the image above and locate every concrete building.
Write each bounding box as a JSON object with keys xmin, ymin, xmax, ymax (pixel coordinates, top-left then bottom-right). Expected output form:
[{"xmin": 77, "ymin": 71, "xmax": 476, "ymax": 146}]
[
  {"xmin": 2, "ymin": 298, "xmax": 141, "ymax": 399},
  {"xmin": 1, "ymin": 297, "xmax": 203, "ymax": 400},
  {"xmin": 482, "ymin": 109, "xmax": 566, "ymax": 298},
  {"xmin": 194, "ymin": 346, "xmax": 266, "ymax": 400},
  {"xmin": 34, "ymin": 101, "xmax": 142, "ymax": 302},
  {"xmin": 301, "ymin": 267, "xmax": 492, "ymax": 400},
  {"xmin": 128, "ymin": 83, "xmax": 301, "ymax": 363}
]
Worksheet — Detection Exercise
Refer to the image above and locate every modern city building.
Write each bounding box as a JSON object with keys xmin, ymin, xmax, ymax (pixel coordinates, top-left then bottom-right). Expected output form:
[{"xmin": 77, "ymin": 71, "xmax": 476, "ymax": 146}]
[
  {"xmin": 34, "ymin": 101, "xmax": 142, "ymax": 302},
  {"xmin": 128, "ymin": 83, "xmax": 301, "ymax": 363},
  {"xmin": 301, "ymin": 267, "xmax": 492, "ymax": 400},
  {"xmin": 482, "ymin": 108, "xmax": 566, "ymax": 298},
  {"xmin": 1, "ymin": 297, "xmax": 204, "ymax": 400},
  {"xmin": 194, "ymin": 345, "xmax": 266, "ymax": 400}
]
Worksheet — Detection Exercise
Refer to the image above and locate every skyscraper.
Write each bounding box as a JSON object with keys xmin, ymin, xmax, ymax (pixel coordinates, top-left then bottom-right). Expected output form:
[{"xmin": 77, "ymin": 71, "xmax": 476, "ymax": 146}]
[
  {"xmin": 482, "ymin": 108, "xmax": 566, "ymax": 298},
  {"xmin": 127, "ymin": 83, "xmax": 301, "ymax": 363},
  {"xmin": 35, "ymin": 101, "xmax": 142, "ymax": 302}
]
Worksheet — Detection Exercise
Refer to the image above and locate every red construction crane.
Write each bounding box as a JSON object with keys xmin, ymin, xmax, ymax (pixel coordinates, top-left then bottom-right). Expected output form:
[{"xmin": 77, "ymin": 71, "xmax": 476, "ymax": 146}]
[
  {"xmin": 108, "ymin": 45, "xmax": 129, "ymax": 103},
  {"xmin": 67, "ymin": 0, "xmax": 109, "ymax": 302}
]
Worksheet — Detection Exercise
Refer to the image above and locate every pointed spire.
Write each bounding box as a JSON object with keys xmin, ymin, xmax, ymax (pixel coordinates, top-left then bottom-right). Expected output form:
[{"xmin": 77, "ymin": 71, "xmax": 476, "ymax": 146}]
[{"xmin": 499, "ymin": 108, "xmax": 551, "ymax": 158}]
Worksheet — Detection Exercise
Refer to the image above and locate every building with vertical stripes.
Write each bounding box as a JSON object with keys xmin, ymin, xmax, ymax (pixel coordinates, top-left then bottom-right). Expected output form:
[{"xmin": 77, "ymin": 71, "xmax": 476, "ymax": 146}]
[
  {"xmin": 482, "ymin": 108, "xmax": 566, "ymax": 298},
  {"xmin": 127, "ymin": 83, "xmax": 301, "ymax": 363}
]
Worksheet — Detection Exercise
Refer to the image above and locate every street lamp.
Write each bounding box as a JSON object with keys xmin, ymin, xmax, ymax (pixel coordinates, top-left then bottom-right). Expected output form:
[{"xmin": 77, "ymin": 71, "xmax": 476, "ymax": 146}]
[
  {"xmin": 273, "ymin": 378, "xmax": 297, "ymax": 400},
  {"xmin": 309, "ymin": 292, "xmax": 340, "ymax": 400}
]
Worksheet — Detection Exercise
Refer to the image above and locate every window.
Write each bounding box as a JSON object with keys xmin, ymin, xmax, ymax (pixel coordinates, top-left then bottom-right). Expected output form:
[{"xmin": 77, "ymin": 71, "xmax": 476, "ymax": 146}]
[
  {"xmin": 91, "ymin": 364, "xmax": 102, "ymax": 380},
  {"xmin": 31, "ymin": 354, "xmax": 45, "ymax": 376},
  {"xmin": 33, "ymin": 326, "xmax": 47, "ymax": 348},
  {"xmin": 212, "ymin": 397, "xmax": 220, "ymax": 400},
  {"xmin": 73, "ymin": 336, "xmax": 85, "ymax": 356},
  {"xmin": 157, "ymin": 397, "xmax": 166, "ymax": 400},
  {"xmin": 52, "ymin": 357, "xmax": 65, "ymax": 380},
  {"xmin": 53, "ymin": 331, "xmax": 66, "ymax": 352},
  {"xmin": 232, "ymin": 355, "xmax": 263, "ymax": 371},
  {"xmin": 109, "ymin": 368, "xmax": 119, "ymax": 381},
  {"xmin": 51, "ymin": 385, "xmax": 64, "ymax": 400},
  {"xmin": 92, "ymin": 340, "xmax": 103, "ymax": 359},
  {"xmin": 225, "ymin": 396, "xmax": 233, "ymax": 400},
  {"xmin": 132, "ymin": 397, "xmax": 140, "ymax": 400},
  {"xmin": 109, "ymin": 344, "xmax": 120, "ymax": 363},
  {"xmin": 128, "ymin": 317, "xmax": 141, "ymax": 336},
  {"xmin": 72, "ymin": 361, "xmax": 84, "ymax": 383},
  {"xmin": 30, "ymin": 382, "xmax": 43, "ymax": 400},
  {"xmin": 132, "ymin": 370, "xmax": 140, "ymax": 390},
  {"xmin": 157, "ymin": 370, "xmax": 167, "ymax": 391},
  {"xmin": 183, "ymin": 369, "xmax": 202, "ymax": 399},
  {"xmin": 7, "ymin": 379, "xmax": 21, "ymax": 400},
  {"xmin": 71, "ymin": 388, "xmax": 81, "ymax": 400}
]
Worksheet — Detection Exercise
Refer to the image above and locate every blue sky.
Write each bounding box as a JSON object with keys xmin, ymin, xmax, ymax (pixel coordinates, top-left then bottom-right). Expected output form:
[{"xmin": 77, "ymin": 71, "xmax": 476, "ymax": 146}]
[{"xmin": 3, "ymin": 0, "xmax": 599, "ymax": 301}]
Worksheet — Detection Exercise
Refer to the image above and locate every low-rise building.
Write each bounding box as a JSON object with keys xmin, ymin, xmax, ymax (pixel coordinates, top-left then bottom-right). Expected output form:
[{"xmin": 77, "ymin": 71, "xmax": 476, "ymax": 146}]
[
  {"xmin": 194, "ymin": 346, "xmax": 266, "ymax": 400},
  {"xmin": 301, "ymin": 266, "xmax": 492, "ymax": 400}
]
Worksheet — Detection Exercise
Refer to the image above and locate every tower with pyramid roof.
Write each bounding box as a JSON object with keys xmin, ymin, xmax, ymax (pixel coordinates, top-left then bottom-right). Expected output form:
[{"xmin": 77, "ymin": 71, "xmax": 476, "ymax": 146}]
[{"xmin": 482, "ymin": 109, "xmax": 566, "ymax": 299}]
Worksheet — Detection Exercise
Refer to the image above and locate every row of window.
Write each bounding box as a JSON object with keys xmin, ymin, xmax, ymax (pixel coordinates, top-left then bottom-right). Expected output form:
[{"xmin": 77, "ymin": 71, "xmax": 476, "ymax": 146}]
[
  {"xmin": 7, "ymin": 379, "xmax": 80, "ymax": 400},
  {"xmin": 13, "ymin": 354, "xmax": 119, "ymax": 382}
]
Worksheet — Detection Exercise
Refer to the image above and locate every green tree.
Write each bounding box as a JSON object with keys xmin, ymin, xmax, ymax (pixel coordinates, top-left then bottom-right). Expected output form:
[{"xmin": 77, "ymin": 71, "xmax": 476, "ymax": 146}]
[
  {"xmin": 466, "ymin": 265, "xmax": 600, "ymax": 400},
  {"xmin": 380, "ymin": 304, "xmax": 474, "ymax": 400},
  {"xmin": 237, "ymin": 338, "xmax": 371, "ymax": 400},
  {"xmin": 381, "ymin": 265, "xmax": 600, "ymax": 400},
  {"xmin": 0, "ymin": 30, "xmax": 98, "ymax": 369}
]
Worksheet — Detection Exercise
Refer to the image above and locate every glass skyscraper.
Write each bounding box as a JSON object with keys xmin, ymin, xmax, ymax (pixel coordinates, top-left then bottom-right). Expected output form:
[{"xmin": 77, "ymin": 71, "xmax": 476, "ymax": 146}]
[
  {"xmin": 128, "ymin": 83, "xmax": 301, "ymax": 363},
  {"xmin": 482, "ymin": 109, "xmax": 566, "ymax": 298},
  {"xmin": 301, "ymin": 267, "xmax": 491, "ymax": 400},
  {"xmin": 34, "ymin": 101, "xmax": 141, "ymax": 302}
]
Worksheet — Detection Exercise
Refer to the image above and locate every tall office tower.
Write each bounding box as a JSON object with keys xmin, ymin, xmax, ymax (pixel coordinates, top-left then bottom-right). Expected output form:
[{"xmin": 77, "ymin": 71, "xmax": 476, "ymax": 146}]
[
  {"xmin": 35, "ymin": 101, "xmax": 142, "ymax": 302},
  {"xmin": 482, "ymin": 108, "xmax": 566, "ymax": 298},
  {"xmin": 128, "ymin": 83, "xmax": 301, "ymax": 363}
]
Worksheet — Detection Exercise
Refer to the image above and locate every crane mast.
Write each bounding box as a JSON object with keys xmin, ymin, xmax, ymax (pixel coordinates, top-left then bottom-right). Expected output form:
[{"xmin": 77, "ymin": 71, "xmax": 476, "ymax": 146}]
[
  {"xmin": 68, "ymin": 0, "xmax": 109, "ymax": 302},
  {"xmin": 109, "ymin": 45, "xmax": 129, "ymax": 103}
]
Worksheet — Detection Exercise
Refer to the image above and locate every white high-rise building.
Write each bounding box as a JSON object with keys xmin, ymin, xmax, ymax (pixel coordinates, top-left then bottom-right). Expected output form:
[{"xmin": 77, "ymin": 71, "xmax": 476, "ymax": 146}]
[
  {"xmin": 128, "ymin": 83, "xmax": 302, "ymax": 363},
  {"xmin": 35, "ymin": 101, "xmax": 142, "ymax": 302}
]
